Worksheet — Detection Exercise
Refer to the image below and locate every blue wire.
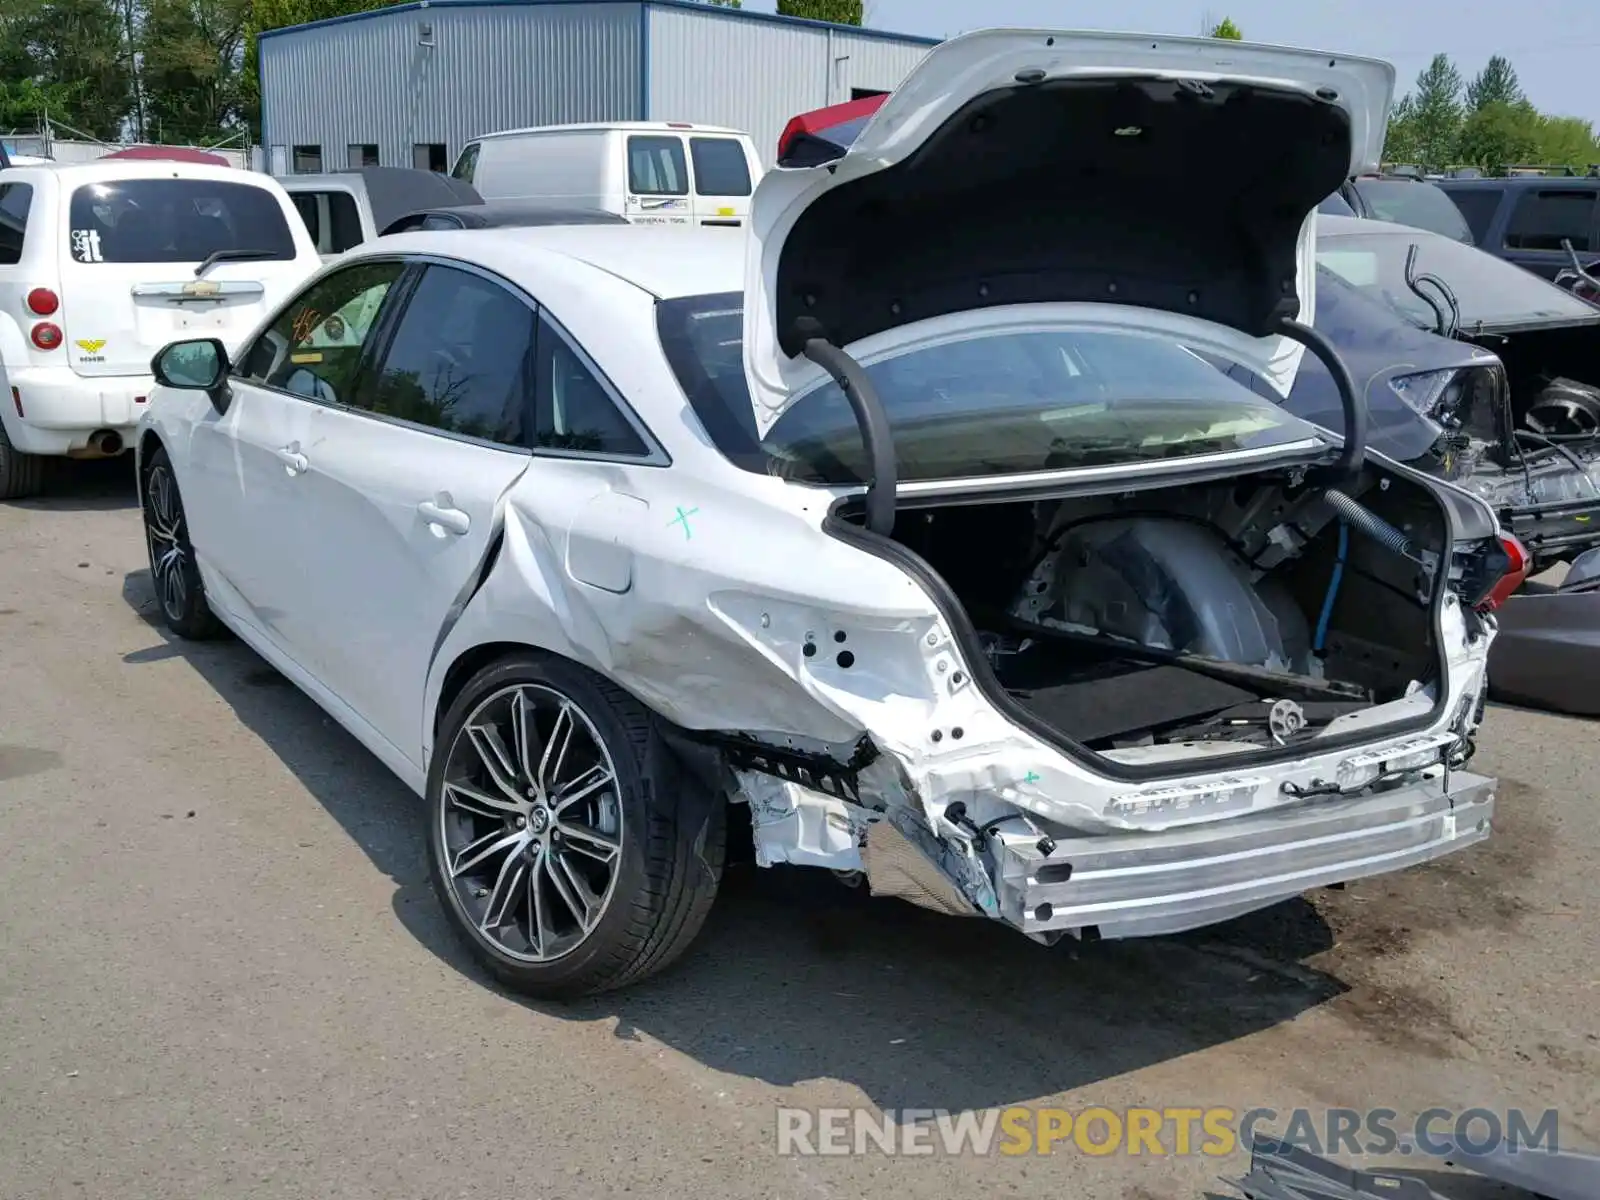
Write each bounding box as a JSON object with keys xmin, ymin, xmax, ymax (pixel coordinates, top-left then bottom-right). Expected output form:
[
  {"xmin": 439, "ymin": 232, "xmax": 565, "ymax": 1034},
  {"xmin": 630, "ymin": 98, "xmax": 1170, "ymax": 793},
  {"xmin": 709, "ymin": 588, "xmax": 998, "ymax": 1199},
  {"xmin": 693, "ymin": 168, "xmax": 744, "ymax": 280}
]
[{"xmin": 1315, "ymin": 522, "xmax": 1349, "ymax": 654}]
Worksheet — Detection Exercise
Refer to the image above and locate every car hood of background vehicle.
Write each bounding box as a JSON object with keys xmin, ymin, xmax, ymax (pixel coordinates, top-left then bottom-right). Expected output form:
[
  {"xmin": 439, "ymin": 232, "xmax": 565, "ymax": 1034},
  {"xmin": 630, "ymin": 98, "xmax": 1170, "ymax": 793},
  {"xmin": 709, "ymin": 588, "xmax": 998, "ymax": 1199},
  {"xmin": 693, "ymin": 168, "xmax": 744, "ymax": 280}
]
[{"xmin": 741, "ymin": 28, "xmax": 1395, "ymax": 438}]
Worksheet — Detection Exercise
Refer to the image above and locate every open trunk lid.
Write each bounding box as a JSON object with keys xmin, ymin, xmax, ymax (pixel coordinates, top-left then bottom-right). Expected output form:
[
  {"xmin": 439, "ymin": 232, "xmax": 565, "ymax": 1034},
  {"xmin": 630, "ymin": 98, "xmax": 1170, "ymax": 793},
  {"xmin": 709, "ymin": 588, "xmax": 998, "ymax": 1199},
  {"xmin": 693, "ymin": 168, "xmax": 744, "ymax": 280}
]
[
  {"xmin": 57, "ymin": 173, "xmax": 313, "ymax": 377},
  {"xmin": 741, "ymin": 28, "xmax": 1394, "ymax": 438}
]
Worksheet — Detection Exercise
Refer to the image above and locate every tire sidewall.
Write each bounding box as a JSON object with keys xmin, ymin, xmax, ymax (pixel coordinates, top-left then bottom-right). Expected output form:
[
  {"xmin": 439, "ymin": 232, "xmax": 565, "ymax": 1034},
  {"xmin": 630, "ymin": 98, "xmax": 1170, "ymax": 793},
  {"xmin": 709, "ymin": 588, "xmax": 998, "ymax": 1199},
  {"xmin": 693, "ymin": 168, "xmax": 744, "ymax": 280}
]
[
  {"xmin": 426, "ymin": 653, "xmax": 657, "ymax": 995},
  {"xmin": 140, "ymin": 447, "xmax": 209, "ymax": 634}
]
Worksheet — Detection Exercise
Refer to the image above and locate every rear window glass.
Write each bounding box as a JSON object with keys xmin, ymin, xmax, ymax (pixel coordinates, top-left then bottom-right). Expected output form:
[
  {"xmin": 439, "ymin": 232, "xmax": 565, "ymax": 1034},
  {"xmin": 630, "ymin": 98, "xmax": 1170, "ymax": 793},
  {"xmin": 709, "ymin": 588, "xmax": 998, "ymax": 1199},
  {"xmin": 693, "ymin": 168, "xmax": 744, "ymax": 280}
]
[
  {"xmin": 67, "ymin": 179, "xmax": 297, "ymax": 265},
  {"xmin": 0, "ymin": 182, "xmax": 32, "ymax": 265},
  {"xmin": 689, "ymin": 138, "xmax": 752, "ymax": 197},
  {"xmin": 1445, "ymin": 188, "xmax": 1504, "ymax": 244},
  {"xmin": 627, "ymin": 136, "xmax": 688, "ymax": 196},
  {"xmin": 1503, "ymin": 189, "xmax": 1598, "ymax": 252},
  {"xmin": 290, "ymin": 190, "xmax": 364, "ymax": 254},
  {"xmin": 1349, "ymin": 179, "xmax": 1474, "ymax": 244},
  {"xmin": 657, "ymin": 294, "xmax": 1316, "ymax": 485}
]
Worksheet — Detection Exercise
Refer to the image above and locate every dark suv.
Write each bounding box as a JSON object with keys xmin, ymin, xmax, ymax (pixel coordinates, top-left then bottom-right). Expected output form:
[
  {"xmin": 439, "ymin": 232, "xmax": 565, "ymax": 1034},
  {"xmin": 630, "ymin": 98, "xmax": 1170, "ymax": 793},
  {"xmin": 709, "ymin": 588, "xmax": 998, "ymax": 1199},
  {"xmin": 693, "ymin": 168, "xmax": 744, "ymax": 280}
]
[{"xmin": 1436, "ymin": 176, "xmax": 1600, "ymax": 280}]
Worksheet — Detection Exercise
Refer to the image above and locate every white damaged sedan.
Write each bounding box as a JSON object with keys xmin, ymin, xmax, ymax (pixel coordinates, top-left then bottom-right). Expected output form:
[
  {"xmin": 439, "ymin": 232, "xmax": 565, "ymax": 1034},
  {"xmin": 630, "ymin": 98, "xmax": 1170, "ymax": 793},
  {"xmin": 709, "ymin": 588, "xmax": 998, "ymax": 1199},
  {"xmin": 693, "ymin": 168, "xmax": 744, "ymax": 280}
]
[{"xmin": 135, "ymin": 30, "xmax": 1513, "ymax": 998}]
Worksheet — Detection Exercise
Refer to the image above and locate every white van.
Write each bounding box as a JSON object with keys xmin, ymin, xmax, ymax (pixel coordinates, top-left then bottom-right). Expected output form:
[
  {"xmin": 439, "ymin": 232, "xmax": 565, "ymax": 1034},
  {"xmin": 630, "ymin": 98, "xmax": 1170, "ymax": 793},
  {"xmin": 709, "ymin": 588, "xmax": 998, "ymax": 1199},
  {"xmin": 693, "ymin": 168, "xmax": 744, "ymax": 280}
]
[
  {"xmin": 449, "ymin": 122, "xmax": 762, "ymax": 228},
  {"xmin": 0, "ymin": 160, "xmax": 320, "ymax": 497}
]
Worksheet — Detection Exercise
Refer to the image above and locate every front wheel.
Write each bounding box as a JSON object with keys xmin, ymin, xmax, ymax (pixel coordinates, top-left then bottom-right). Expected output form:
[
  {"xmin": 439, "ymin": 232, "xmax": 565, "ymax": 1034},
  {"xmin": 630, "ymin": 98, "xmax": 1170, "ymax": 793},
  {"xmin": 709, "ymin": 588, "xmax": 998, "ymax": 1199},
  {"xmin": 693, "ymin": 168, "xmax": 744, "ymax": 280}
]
[
  {"xmin": 141, "ymin": 446, "xmax": 220, "ymax": 639},
  {"xmin": 427, "ymin": 653, "xmax": 724, "ymax": 999}
]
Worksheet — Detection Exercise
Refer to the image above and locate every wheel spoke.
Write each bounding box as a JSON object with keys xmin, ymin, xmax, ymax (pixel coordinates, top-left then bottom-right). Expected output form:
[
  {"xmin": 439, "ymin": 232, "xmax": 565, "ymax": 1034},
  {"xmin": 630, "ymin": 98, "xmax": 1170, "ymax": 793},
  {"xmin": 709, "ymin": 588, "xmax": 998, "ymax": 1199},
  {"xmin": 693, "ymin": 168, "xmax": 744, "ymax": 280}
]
[
  {"xmin": 509, "ymin": 688, "xmax": 539, "ymax": 786},
  {"xmin": 444, "ymin": 780, "xmax": 523, "ymax": 820},
  {"xmin": 162, "ymin": 552, "xmax": 188, "ymax": 613},
  {"xmin": 544, "ymin": 846, "xmax": 601, "ymax": 933},
  {"xmin": 450, "ymin": 828, "xmax": 523, "ymax": 879},
  {"xmin": 537, "ymin": 702, "xmax": 575, "ymax": 795},
  {"xmin": 479, "ymin": 854, "xmax": 527, "ymax": 934},
  {"xmin": 465, "ymin": 722, "xmax": 522, "ymax": 800},
  {"xmin": 556, "ymin": 820, "xmax": 619, "ymax": 865},
  {"xmin": 552, "ymin": 763, "xmax": 616, "ymax": 813},
  {"xmin": 526, "ymin": 844, "xmax": 550, "ymax": 956}
]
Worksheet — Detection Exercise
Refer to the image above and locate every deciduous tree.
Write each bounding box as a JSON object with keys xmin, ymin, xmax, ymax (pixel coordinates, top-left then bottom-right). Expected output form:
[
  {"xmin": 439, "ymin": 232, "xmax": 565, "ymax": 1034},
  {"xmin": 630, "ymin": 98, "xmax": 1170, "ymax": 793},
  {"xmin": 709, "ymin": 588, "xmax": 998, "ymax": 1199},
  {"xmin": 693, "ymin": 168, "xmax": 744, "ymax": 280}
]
[
  {"xmin": 0, "ymin": 0, "xmax": 132, "ymax": 140},
  {"xmin": 776, "ymin": 0, "xmax": 863, "ymax": 25}
]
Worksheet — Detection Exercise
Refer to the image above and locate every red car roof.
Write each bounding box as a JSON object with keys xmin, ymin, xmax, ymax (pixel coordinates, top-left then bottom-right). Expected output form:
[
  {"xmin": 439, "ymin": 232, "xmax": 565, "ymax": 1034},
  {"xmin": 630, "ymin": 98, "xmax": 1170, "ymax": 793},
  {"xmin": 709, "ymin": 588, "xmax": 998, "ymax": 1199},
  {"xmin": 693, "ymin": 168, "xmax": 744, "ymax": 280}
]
[
  {"xmin": 777, "ymin": 93, "xmax": 889, "ymax": 166},
  {"xmin": 100, "ymin": 145, "xmax": 232, "ymax": 167}
]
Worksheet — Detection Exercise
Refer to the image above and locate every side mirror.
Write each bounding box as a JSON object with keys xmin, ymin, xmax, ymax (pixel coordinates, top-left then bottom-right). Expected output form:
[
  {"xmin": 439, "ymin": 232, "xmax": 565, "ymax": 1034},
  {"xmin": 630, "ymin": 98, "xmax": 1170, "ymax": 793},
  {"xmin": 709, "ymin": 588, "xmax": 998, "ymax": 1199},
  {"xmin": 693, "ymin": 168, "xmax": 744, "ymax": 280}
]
[{"xmin": 152, "ymin": 338, "xmax": 232, "ymax": 413}]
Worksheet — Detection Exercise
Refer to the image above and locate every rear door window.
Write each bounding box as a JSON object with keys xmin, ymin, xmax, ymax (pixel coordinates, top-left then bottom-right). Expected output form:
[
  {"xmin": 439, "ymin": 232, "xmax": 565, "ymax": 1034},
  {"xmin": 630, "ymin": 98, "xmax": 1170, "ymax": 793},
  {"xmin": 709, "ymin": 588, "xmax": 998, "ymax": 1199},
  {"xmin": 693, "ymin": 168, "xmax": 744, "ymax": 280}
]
[
  {"xmin": 1503, "ymin": 189, "xmax": 1599, "ymax": 252},
  {"xmin": 0, "ymin": 182, "xmax": 32, "ymax": 264},
  {"xmin": 689, "ymin": 137, "xmax": 752, "ymax": 197},
  {"xmin": 67, "ymin": 179, "xmax": 297, "ymax": 264},
  {"xmin": 627, "ymin": 136, "xmax": 689, "ymax": 196},
  {"xmin": 534, "ymin": 312, "xmax": 650, "ymax": 457},
  {"xmin": 361, "ymin": 264, "xmax": 537, "ymax": 446}
]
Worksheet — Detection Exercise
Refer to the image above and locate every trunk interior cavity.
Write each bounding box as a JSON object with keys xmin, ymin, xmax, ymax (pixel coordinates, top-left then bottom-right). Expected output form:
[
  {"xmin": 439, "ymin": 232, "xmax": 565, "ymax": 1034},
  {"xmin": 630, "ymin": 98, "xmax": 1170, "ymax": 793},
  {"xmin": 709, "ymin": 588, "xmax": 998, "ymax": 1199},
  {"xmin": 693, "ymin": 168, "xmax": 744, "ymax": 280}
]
[{"xmin": 849, "ymin": 464, "xmax": 1449, "ymax": 765}]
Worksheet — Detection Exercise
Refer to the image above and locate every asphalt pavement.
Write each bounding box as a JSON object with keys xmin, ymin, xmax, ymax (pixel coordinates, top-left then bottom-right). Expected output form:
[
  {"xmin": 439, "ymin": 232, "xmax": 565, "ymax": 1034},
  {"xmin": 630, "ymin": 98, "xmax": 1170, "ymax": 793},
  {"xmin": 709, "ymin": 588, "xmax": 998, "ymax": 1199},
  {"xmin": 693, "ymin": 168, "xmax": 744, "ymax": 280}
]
[{"xmin": 1, "ymin": 459, "xmax": 1596, "ymax": 1200}]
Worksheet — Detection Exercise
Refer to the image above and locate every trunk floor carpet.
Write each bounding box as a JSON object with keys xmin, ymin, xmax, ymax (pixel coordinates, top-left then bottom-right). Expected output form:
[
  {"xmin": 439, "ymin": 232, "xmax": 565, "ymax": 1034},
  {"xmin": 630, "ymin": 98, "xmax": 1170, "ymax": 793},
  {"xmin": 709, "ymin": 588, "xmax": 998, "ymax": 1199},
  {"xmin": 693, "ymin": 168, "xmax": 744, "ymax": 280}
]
[{"xmin": 1002, "ymin": 662, "xmax": 1259, "ymax": 745}]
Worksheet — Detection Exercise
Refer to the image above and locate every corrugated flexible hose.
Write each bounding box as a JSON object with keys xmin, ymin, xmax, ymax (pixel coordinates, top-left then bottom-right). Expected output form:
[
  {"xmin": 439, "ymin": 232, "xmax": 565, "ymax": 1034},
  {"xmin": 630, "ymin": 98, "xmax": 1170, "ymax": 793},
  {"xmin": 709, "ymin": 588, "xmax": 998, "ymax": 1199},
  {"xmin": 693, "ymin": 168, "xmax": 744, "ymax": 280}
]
[{"xmin": 1323, "ymin": 487, "xmax": 1411, "ymax": 558}]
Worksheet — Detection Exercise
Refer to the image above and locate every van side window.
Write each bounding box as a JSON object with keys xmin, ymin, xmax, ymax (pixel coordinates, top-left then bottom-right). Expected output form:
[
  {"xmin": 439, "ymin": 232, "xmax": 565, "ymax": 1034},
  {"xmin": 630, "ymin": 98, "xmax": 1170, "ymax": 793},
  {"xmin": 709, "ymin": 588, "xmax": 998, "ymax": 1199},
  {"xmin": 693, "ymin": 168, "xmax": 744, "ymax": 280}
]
[
  {"xmin": 534, "ymin": 313, "xmax": 650, "ymax": 457},
  {"xmin": 0, "ymin": 183, "xmax": 32, "ymax": 264},
  {"xmin": 689, "ymin": 138, "xmax": 752, "ymax": 197},
  {"xmin": 627, "ymin": 136, "xmax": 688, "ymax": 196},
  {"xmin": 291, "ymin": 191, "xmax": 365, "ymax": 254},
  {"xmin": 450, "ymin": 143, "xmax": 480, "ymax": 183}
]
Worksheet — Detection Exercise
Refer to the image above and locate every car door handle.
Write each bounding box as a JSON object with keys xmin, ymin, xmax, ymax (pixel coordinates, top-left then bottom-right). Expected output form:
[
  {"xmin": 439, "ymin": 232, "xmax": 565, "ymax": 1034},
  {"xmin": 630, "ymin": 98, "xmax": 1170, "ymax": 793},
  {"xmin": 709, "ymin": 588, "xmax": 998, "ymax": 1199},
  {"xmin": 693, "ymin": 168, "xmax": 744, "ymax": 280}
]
[
  {"xmin": 275, "ymin": 444, "xmax": 309, "ymax": 474},
  {"xmin": 418, "ymin": 500, "xmax": 471, "ymax": 536}
]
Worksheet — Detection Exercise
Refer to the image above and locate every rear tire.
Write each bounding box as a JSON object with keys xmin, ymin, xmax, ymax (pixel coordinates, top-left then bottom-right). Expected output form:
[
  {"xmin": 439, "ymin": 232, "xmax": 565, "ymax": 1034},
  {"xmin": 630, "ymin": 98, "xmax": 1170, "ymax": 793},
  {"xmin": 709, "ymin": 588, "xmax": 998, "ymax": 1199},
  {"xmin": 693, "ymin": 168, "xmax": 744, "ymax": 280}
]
[
  {"xmin": 0, "ymin": 420, "xmax": 44, "ymax": 500},
  {"xmin": 428, "ymin": 653, "xmax": 724, "ymax": 999},
  {"xmin": 140, "ymin": 446, "xmax": 220, "ymax": 639}
]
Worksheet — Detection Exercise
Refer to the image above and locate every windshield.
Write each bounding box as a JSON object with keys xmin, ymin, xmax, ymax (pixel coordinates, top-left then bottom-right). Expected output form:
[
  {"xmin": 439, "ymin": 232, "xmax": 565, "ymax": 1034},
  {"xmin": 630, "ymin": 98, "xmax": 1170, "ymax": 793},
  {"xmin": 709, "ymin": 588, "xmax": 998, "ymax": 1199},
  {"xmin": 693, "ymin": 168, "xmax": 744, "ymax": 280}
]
[
  {"xmin": 657, "ymin": 295, "xmax": 1324, "ymax": 485},
  {"xmin": 67, "ymin": 179, "xmax": 297, "ymax": 265},
  {"xmin": 1316, "ymin": 228, "xmax": 1600, "ymax": 331},
  {"xmin": 1349, "ymin": 179, "xmax": 1474, "ymax": 244}
]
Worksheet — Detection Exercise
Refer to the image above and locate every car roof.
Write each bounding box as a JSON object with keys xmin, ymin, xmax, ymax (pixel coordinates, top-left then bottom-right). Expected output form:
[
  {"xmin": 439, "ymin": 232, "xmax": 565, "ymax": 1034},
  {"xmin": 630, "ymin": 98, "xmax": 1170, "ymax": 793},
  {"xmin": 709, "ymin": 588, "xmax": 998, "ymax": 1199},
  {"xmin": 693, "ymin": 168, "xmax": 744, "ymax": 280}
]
[
  {"xmin": 4, "ymin": 159, "xmax": 266, "ymax": 184},
  {"xmin": 362, "ymin": 225, "xmax": 745, "ymax": 299},
  {"xmin": 473, "ymin": 121, "xmax": 745, "ymax": 141},
  {"xmin": 1438, "ymin": 175, "xmax": 1600, "ymax": 188}
]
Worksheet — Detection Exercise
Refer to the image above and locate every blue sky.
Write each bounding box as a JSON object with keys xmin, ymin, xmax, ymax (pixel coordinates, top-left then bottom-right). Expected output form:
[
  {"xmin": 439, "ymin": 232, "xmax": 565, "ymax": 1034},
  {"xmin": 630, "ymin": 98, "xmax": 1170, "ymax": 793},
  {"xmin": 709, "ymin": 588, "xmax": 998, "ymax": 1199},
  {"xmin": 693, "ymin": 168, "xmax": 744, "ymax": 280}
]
[{"xmin": 738, "ymin": 0, "xmax": 1600, "ymax": 124}]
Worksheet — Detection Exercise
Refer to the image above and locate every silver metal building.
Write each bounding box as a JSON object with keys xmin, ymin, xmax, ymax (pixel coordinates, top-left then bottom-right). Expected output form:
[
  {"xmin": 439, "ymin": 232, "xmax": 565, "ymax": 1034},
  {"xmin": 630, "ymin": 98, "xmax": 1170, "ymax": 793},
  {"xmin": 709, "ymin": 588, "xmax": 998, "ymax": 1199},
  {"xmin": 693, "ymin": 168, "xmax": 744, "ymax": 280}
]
[{"xmin": 258, "ymin": 0, "xmax": 938, "ymax": 176}]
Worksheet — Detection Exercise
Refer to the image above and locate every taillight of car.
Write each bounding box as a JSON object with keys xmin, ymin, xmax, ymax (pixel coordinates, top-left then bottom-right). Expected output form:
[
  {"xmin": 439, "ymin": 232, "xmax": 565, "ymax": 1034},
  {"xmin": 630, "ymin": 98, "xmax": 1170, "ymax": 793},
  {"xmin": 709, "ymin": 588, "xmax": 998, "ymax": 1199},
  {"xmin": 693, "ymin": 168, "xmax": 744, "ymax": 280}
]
[
  {"xmin": 10, "ymin": 386, "xmax": 22, "ymax": 418},
  {"xmin": 1458, "ymin": 532, "xmax": 1531, "ymax": 612},
  {"xmin": 26, "ymin": 287, "xmax": 60, "ymax": 316},
  {"xmin": 30, "ymin": 321, "xmax": 63, "ymax": 351}
]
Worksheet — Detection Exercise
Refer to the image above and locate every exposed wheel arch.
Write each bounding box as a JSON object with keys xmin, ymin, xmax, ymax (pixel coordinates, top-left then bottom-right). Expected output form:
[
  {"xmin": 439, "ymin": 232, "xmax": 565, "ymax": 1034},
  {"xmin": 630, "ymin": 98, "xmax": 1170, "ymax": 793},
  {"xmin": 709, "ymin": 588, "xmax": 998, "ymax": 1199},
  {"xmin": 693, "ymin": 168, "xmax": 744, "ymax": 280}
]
[{"xmin": 434, "ymin": 642, "xmax": 546, "ymax": 741}]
